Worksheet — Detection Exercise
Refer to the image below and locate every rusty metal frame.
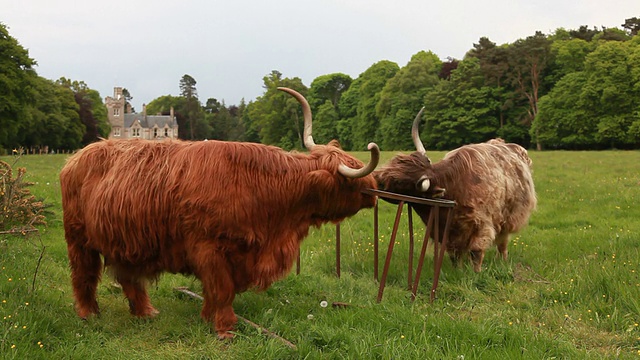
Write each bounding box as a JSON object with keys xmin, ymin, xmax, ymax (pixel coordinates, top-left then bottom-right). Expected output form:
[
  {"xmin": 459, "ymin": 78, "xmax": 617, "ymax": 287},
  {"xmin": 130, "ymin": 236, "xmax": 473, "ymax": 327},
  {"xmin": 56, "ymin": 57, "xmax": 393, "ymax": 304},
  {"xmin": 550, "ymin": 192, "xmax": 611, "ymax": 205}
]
[
  {"xmin": 297, "ymin": 189, "xmax": 455, "ymax": 303},
  {"xmin": 362, "ymin": 189, "xmax": 455, "ymax": 303}
]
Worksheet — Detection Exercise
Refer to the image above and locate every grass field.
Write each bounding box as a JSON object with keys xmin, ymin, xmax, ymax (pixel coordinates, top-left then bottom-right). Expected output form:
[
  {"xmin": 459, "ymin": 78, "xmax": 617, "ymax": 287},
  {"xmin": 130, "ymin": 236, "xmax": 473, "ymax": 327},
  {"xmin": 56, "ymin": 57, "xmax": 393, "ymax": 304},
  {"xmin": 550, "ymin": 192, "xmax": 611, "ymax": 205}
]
[{"xmin": 1, "ymin": 150, "xmax": 639, "ymax": 359}]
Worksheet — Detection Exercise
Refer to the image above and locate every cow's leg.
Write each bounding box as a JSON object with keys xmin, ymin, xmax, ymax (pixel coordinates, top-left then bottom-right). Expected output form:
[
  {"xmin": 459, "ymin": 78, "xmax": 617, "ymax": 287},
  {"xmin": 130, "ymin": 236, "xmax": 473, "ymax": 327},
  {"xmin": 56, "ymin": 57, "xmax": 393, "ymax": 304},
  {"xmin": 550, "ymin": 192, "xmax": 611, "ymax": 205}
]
[
  {"xmin": 495, "ymin": 230, "xmax": 510, "ymax": 261},
  {"xmin": 469, "ymin": 225, "xmax": 495, "ymax": 272},
  {"xmin": 115, "ymin": 270, "xmax": 159, "ymax": 317},
  {"xmin": 201, "ymin": 269, "xmax": 237, "ymax": 339},
  {"xmin": 469, "ymin": 250, "xmax": 485, "ymax": 273},
  {"xmin": 66, "ymin": 242, "xmax": 102, "ymax": 318},
  {"xmin": 192, "ymin": 246, "xmax": 238, "ymax": 339},
  {"xmin": 448, "ymin": 249, "xmax": 464, "ymax": 268}
]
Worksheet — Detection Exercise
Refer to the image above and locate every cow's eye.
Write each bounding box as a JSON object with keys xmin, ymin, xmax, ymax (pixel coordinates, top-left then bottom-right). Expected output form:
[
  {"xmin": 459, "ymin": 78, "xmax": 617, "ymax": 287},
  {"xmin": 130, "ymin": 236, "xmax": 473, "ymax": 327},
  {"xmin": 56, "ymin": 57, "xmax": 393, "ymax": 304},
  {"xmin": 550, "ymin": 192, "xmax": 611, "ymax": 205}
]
[{"xmin": 416, "ymin": 176, "xmax": 430, "ymax": 192}]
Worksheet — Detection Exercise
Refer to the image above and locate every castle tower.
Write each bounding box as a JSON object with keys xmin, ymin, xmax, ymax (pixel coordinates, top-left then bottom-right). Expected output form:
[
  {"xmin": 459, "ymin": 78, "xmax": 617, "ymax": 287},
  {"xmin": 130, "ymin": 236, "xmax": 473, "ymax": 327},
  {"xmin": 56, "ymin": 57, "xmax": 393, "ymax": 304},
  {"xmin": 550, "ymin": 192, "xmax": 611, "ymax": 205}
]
[{"xmin": 105, "ymin": 87, "xmax": 126, "ymax": 138}]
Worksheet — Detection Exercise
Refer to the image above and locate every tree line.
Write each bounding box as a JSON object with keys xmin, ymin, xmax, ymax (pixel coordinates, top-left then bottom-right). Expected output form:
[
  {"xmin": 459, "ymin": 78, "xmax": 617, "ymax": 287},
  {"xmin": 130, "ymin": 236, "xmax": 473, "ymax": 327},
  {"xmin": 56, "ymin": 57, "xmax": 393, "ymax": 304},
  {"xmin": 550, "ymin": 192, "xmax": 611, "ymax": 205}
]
[
  {"xmin": 1, "ymin": 24, "xmax": 111, "ymax": 154},
  {"xmin": 1, "ymin": 18, "xmax": 639, "ymax": 153}
]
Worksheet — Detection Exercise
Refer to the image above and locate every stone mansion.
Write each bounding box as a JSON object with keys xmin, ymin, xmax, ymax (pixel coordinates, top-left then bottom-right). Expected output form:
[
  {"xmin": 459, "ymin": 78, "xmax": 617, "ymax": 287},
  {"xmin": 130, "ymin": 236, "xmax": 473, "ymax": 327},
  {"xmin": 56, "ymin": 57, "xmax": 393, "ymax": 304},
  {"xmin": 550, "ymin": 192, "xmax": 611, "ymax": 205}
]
[{"xmin": 105, "ymin": 87, "xmax": 179, "ymax": 140}]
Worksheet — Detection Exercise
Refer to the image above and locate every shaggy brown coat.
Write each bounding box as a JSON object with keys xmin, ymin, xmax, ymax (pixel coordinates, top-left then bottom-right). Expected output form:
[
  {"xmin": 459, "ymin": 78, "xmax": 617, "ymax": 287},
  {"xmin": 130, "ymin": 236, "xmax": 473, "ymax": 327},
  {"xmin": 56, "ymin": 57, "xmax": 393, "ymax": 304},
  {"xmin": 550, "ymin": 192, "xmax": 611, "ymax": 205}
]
[
  {"xmin": 60, "ymin": 89, "xmax": 378, "ymax": 339},
  {"xmin": 374, "ymin": 116, "xmax": 537, "ymax": 272}
]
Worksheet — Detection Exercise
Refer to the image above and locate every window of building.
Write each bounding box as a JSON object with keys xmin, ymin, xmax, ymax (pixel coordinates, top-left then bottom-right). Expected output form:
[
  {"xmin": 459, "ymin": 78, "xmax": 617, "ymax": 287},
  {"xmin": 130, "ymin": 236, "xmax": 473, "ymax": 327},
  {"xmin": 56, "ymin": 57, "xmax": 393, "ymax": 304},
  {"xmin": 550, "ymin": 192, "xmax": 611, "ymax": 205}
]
[
  {"xmin": 153, "ymin": 128, "xmax": 158, "ymax": 138},
  {"xmin": 132, "ymin": 128, "xmax": 140, "ymax": 137},
  {"xmin": 114, "ymin": 128, "xmax": 121, "ymax": 137},
  {"xmin": 164, "ymin": 128, "xmax": 169, "ymax": 137},
  {"xmin": 114, "ymin": 108, "xmax": 120, "ymax": 117}
]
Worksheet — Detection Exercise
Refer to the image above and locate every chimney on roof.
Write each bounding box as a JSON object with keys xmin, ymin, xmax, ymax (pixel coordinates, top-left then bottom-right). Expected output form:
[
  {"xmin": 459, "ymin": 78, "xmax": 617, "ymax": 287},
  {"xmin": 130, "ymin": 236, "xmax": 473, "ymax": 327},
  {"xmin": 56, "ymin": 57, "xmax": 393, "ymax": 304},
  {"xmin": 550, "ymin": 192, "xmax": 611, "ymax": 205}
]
[
  {"xmin": 170, "ymin": 106, "xmax": 174, "ymax": 120},
  {"xmin": 142, "ymin": 104, "xmax": 146, "ymax": 117}
]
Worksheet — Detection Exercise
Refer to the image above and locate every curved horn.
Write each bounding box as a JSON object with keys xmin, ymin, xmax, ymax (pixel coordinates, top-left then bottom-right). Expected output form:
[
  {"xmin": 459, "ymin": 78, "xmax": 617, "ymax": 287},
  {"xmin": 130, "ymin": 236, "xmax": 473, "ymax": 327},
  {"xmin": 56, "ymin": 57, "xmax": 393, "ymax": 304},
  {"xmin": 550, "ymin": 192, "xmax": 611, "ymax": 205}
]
[
  {"xmin": 337, "ymin": 142, "xmax": 380, "ymax": 178},
  {"xmin": 277, "ymin": 87, "xmax": 315, "ymax": 150},
  {"xmin": 418, "ymin": 176, "xmax": 431, "ymax": 192},
  {"xmin": 278, "ymin": 87, "xmax": 379, "ymax": 178},
  {"xmin": 411, "ymin": 107, "xmax": 426, "ymax": 156}
]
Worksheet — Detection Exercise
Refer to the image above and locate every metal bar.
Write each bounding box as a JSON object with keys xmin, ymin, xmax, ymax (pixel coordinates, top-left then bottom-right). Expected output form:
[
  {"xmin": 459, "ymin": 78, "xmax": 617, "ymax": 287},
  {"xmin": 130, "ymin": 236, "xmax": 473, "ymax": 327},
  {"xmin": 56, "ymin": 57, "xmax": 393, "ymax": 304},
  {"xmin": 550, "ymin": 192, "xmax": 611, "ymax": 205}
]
[
  {"xmin": 377, "ymin": 201, "xmax": 405, "ymax": 303},
  {"xmin": 407, "ymin": 205, "xmax": 414, "ymax": 290},
  {"xmin": 431, "ymin": 207, "xmax": 454, "ymax": 302},
  {"xmin": 410, "ymin": 211, "xmax": 435, "ymax": 301},
  {"xmin": 363, "ymin": 189, "xmax": 455, "ymax": 207},
  {"xmin": 374, "ymin": 199, "xmax": 379, "ymax": 282},
  {"xmin": 336, "ymin": 223, "xmax": 341, "ymax": 278},
  {"xmin": 433, "ymin": 206, "xmax": 440, "ymax": 287}
]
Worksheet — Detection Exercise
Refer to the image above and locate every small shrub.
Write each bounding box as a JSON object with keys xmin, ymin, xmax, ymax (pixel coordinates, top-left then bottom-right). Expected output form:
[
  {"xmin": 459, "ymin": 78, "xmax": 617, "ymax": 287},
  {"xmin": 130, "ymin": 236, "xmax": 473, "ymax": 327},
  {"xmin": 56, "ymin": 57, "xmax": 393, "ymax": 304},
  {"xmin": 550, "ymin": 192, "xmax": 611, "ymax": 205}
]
[{"xmin": 0, "ymin": 159, "xmax": 48, "ymax": 232}]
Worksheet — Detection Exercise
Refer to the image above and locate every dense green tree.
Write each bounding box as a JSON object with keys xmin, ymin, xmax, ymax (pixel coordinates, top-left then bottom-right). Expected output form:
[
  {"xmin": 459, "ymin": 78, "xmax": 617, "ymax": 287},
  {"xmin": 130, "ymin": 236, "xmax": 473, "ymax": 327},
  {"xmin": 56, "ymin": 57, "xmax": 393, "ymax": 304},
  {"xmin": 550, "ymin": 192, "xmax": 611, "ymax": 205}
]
[
  {"xmin": 377, "ymin": 51, "xmax": 442, "ymax": 150},
  {"xmin": 122, "ymin": 88, "xmax": 135, "ymax": 112},
  {"xmin": 206, "ymin": 99, "xmax": 244, "ymax": 141},
  {"xmin": 4, "ymin": 17, "xmax": 640, "ymax": 151},
  {"xmin": 57, "ymin": 86, "xmax": 85, "ymax": 150},
  {"xmin": 595, "ymin": 27, "xmax": 630, "ymax": 42},
  {"xmin": 312, "ymin": 101, "xmax": 340, "ymax": 145},
  {"xmin": 307, "ymin": 73, "xmax": 352, "ymax": 146},
  {"xmin": 246, "ymin": 71, "xmax": 307, "ymax": 149},
  {"xmin": 630, "ymin": 36, "xmax": 640, "ymax": 142},
  {"xmin": 241, "ymin": 100, "xmax": 260, "ymax": 143},
  {"xmin": 146, "ymin": 95, "xmax": 184, "ymax": 115},
  {"xmin": 569, "ymin": 25, "xmax": 601, "ymax": 42},
  {"xmin": 439, "ymin": 57, "xmax": 459, "ymax": 80},
  {"xmin": 468, "ymin": 37, "xmax": 513, "ymax": 132},
  {"xmin": 468, "ymin": 37, "xmax": 510, "ymax": 87},
  {"xmin": 20, "ymin": 78, "xmax": 74, "ymax": 150},
  {"xmin": 533, "ymin": 36, "xmax": 640, "ymax": 149},
  {"xmin": 146, "ymin": 95, "xmax": 187, "ymax": 139},
  {"xmin": 57, "ymin": 78, "xmax": 110, "ymax": 145},
  {"xmin": 583, "ymin": 39, "xmax": 639, "ymax": 147},
  {"xmin": 339, "ymin": 60, "xmax": 399, "ymax": 151},
  {"xmin": 179, "ymin": 74, "xmax": 202, "ymax": 139},
  {"xmin": 13, "ymin": 77, "xmax": 84, "ymax": 151},
  {"xmin": 203, "ymin": 97, "xmax": 221, "ymax": 139},
  {"xmin": 307, "ymin": 73, "xmax": 352, "ymax": 110},
  {"xmin": 623, "ymin": 17, "xmax": 640, "ymax": 36},
  {"xmin": 88, "ymin": 89, "xmax": 110, "ymax": 139},
  {"xmin": 0, "ymin": 23, "xmax": 38, "ymax": 149},
  {"xmin": 204, "ymin": 97, "xmax": 222, "ymax": 114},
  {"xmin": 507, "ymin": 31, "xmax": 553, "ymax": 148},
  {"xmin": 548, "ymin": 37, "xmax": 595, "ymax": 82},
  {"xmin": 226, "ymin": 103, "xmax": 246, "ymax": 141},
  {"xmin": 532, "ymin": 72, "xmax": 597, "ymax": 148},
  {"xmin": 423, "ymin": 57, "xmax": 501, "ymax": 149}
]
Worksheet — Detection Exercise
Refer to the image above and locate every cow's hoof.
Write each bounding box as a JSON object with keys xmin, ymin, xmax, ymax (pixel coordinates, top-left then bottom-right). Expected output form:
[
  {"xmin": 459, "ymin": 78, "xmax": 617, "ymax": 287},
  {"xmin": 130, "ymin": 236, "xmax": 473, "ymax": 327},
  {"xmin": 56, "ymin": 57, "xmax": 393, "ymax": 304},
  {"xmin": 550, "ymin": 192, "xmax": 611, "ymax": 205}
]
[
  {"xmin": 217, "ymin": 331, "xmax": 235, "ymax": 340},
  {"xmin": 76, "ymin": 305, "xmax": 99, "ymax": 320},
  {"xmin": 130, "ymin": 303, "xmax": 160, "ymax": 318}
]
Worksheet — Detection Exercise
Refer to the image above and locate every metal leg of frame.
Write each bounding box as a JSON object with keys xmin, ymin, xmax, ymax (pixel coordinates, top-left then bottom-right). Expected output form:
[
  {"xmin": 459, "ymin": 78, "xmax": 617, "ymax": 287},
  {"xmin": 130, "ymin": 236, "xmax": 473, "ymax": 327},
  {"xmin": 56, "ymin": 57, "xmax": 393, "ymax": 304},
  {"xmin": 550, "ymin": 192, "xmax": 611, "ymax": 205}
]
[
  {"xmin": 410, "ymin": 211, "xmax": 435, "ymax": 301},
  {"xmin": 374, "ymin": 200, "xmax": 379, "ymax": 282},
  {"xmin": 336, "ymin": 222, "xmax": 341, "ymax": 278},
  {"xmin": 431, "ymin": 207, "xmax": 453, "ymax": 302},
  {"xmin": 407, "ymin": 205, "xmax": 415, "ymax": 290},
  {"xmin": 377, "ymin": 201, "xmax": 405, "ymax": 303}
]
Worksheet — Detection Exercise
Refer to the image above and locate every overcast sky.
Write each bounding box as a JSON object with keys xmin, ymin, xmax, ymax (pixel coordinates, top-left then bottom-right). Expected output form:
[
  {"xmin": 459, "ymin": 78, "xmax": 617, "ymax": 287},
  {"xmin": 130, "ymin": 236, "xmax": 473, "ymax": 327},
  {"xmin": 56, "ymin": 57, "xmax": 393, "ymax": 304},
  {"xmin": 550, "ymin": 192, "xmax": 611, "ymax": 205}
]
[{"xmin": 2, "ymin": 1, "xmax": 638, "ymax": 110}]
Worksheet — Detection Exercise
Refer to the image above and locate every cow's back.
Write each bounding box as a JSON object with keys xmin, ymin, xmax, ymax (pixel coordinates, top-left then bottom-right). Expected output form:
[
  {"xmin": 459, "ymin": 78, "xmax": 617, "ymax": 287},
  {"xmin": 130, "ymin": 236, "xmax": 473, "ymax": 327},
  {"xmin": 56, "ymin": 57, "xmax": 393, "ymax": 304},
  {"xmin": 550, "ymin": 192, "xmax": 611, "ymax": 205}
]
[
  {"xmin": 60, "ymin": 139, "xmax": 314, "ymax": 266},
  {"xmin": 442, "ymin": 142, "xmax": 536, "ymax": 233}
]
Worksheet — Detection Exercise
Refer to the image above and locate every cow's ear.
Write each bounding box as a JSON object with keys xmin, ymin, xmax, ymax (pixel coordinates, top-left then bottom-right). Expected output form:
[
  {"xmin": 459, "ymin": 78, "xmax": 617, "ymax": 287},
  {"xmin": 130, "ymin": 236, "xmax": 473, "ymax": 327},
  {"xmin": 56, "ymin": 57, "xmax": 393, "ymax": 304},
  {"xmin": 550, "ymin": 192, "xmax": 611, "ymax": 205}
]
[
  {"xmin": 306, "ymin": 169, "xmax": 337, "ymax": 191},
  {"xmin": 327, "ymin": 139, "xmax": 342, "ymax": 149}
]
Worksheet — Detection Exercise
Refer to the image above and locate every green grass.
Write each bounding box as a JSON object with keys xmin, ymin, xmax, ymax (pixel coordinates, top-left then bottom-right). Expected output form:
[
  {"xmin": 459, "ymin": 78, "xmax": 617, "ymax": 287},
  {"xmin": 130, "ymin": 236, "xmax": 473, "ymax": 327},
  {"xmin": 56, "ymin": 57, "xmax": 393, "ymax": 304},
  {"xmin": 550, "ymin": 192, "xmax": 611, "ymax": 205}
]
[{"xmin": 1, "ymin": 150, "xmax": 639, "ymax": 359}]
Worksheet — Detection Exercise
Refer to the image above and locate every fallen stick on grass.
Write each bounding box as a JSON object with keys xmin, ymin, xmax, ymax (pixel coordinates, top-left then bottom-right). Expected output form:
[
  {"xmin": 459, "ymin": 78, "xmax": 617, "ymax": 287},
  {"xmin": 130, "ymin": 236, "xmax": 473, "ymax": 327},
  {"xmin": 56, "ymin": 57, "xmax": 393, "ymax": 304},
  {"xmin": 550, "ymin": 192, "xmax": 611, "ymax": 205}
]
[
  {"xmin": 0, "ymin": 228, "xmax": 40, "ymax": 235},
  {"xmin": 174, "ymin": 287, "xmax": 297, "ymax": 350}
]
